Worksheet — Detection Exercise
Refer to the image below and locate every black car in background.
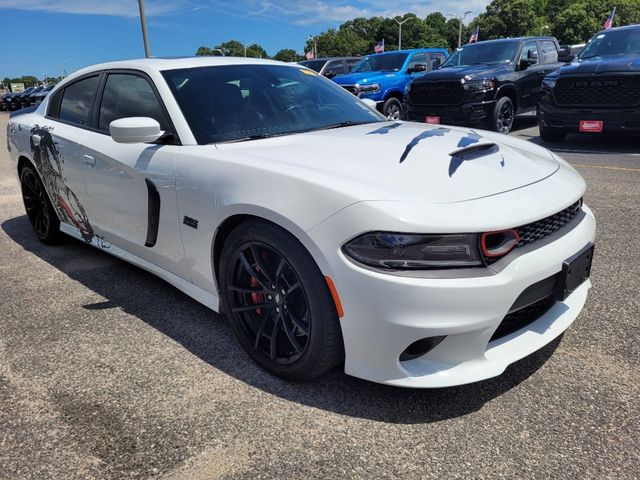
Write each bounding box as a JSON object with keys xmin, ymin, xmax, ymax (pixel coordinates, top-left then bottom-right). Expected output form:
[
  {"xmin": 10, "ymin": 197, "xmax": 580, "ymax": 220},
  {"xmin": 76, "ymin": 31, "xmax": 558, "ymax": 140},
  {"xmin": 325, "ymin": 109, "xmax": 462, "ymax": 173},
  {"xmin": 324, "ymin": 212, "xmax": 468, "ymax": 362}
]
[
  {"xmin": 298, "ymin": 56, "xmax": 361, "ymax": 78},
  {"xmin": 31, "ymin": 84, "xmax": 55, "ymax": 105},
  {"xmin": 538, "ymin": 24, "xmax": 640, "ymax": 141},
  {"xmin": 3, "ymin": 87, "xmax": 37, "ymax": 111},
  {"xmin": 0, "ymin": 92, "xmax": 13, "ymax": 111},
  {"xmin": 17, "ymin": 86, "xmax": 44, "ymax": 108},
  {"xmin": 405, "ymin": 37, "xmax": 565, "ymax": 133}
]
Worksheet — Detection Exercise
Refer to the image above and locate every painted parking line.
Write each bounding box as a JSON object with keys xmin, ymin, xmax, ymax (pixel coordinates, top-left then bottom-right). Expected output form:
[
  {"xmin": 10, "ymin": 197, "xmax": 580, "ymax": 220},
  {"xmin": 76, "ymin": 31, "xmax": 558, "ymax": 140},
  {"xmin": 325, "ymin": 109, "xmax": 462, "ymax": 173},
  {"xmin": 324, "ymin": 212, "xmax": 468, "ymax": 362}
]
[{"xmin": 572, "ymin": 164, "xmax": 640, "ymax": 172}]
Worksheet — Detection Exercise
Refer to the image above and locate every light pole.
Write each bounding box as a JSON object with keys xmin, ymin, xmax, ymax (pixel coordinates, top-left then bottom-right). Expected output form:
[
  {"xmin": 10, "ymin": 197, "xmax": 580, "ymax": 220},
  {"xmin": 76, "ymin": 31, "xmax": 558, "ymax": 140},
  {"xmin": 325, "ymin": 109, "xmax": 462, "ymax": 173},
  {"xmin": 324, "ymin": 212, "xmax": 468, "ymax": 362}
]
[
  {"xmin": 138, "ymin": 0, "xmax": 151, "ymax": 58},
  {"xmin": 445, "ymin": 10, "xmax": 472, "ymax": 48},
  {"xmin": 394, "ymin": 16, "xmax": 410, "ymax": 50},
  {"xmin": 58, "ymin": 58, "xmax": 74, "ymax": 77},
  {"xmin": 242, "ymin": 40, "xmax": 256, "ymax": 57}
]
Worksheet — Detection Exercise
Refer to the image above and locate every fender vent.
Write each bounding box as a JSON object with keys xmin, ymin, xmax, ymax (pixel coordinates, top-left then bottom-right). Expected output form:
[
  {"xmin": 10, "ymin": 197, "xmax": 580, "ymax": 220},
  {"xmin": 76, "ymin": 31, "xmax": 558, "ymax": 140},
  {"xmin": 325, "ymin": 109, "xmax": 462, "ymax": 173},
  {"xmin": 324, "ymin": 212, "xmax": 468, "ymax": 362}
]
[{"xmin": 449, "ymin": 142, "xmax": 498, "ymax": 159}]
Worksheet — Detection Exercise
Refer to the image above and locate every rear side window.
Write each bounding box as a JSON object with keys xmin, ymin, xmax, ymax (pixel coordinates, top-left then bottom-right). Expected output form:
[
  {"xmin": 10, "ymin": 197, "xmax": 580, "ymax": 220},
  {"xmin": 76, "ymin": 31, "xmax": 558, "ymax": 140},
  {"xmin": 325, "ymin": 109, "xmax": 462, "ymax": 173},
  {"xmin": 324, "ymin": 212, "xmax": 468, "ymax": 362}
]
[
  {"xmin": 58, "ymin": 76, "xmax": 100, "ymax": 126},
  {"xmin": 539, "ymin": 41, "xmax": 559, "ymax": 64},
  {"xmin": 98, "ymin": 74, "xmax": 169, "ymax": 132}
]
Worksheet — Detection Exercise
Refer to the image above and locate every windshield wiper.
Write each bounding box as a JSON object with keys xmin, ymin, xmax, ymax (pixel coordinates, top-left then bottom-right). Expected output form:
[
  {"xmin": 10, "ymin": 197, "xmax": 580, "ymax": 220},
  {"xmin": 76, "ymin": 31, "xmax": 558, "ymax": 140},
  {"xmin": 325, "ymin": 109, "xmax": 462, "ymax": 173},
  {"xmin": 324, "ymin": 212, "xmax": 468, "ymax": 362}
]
[{"xmin": 311, "ymin": 121, "xmax": 375, "ymax": 132}]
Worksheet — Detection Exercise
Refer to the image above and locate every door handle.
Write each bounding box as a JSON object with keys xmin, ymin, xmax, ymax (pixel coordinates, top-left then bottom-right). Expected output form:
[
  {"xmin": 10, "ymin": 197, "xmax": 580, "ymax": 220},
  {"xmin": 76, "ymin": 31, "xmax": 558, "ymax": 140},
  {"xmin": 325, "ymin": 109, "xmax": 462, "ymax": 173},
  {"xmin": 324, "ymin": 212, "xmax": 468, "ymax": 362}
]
[{"xmin": 82, "ymin": 154, "xmax": 96, "ymax": 167}]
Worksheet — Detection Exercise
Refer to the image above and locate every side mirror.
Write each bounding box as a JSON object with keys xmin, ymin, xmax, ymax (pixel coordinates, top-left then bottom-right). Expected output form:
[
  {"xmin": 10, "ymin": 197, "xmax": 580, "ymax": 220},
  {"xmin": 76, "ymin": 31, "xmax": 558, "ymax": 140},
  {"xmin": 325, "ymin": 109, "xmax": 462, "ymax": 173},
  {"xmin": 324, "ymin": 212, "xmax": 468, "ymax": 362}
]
[
  {"xmin": 324, "ymin": 72, "xmax": 337, "ymax": 79},
  {"xmin": 432, "ymin": 57, "xmax": 442, "ymax": 69},
  {"xmin": 408, "ymin": 64, "xmax": 427, "ymax": 74},
  {"xmin": 109, "ymin": 117, "xmax": 164, "ymax": 144},
  {"xmin": 527, "ymin": 49, "xmax": 539, "ymax": 63}
]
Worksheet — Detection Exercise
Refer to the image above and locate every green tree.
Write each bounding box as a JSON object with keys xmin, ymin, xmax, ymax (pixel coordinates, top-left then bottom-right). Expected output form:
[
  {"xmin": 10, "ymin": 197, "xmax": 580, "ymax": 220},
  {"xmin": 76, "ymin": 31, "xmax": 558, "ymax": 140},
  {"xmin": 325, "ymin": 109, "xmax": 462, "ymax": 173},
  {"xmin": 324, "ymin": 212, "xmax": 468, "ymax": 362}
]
[{"xmin": 273, "ymin": 49, "xmax": 302, "ymax": 62}]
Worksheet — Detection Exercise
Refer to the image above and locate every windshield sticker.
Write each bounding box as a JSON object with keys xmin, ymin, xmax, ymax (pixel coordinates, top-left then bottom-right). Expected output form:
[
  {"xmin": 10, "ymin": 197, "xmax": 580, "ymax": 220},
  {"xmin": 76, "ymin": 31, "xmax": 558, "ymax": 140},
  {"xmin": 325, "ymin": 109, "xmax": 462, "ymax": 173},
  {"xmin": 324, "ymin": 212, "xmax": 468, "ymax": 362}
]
[
  {"xmin": 399, "ymin": 127, "xmax": 451, "ymax": 163},
  {"xmin": 367, "ymin": 122, "xmax": 402, "ymax": 135}
]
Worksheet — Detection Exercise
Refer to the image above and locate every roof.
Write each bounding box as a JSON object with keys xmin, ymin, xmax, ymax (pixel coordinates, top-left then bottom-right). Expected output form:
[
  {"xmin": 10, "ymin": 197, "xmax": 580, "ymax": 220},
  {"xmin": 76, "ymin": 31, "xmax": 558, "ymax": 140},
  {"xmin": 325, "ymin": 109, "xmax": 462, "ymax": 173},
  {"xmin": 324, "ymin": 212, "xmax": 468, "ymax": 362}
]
[
  {"xmin": 368, "ymin": 47, "xmax": 448, "ymax": 56},
  {"xmin": 595, "ymin": 23, "xmax": 640, "ymax": 33},
  {"xmin": 466, "ymin": 36, "xmax": 557, "ymax": 46}
]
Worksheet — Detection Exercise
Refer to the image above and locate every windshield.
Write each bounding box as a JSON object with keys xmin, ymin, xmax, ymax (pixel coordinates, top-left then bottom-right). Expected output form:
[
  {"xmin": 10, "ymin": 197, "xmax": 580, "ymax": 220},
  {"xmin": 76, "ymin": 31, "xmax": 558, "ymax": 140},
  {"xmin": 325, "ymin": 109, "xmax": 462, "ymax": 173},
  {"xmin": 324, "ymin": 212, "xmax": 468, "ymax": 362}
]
[
  {"xmin": 298, "ymin": 60, "xmax": 327, "ymax": 72},
  {"xmin": 442, "ymin": 41, "xmax": 519, "ymax": 67},
  {"xmin": 163, "ymin": 64, "xmax": 383, "ymax": 144},
  {"xmin": 352, "ymin": 52, "xmax": 409, "ymax": 72},
  {"xmin": 580, "ymin": 28, "xmax": 640, "ymax": 59}
]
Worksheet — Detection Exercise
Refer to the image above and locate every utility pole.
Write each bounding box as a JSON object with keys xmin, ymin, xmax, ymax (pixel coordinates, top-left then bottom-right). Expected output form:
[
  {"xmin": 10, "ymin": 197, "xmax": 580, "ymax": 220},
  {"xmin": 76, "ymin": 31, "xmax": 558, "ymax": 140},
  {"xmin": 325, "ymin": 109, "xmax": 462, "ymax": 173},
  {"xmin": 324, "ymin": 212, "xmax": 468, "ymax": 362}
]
[
  {"xmin": 308, "ymin": 35, "xmax": 318, "ymax": 59},
  {"xmin": 58, "ymin": 58, "xmax": 74, "ymax": 78},
  {"xmin": 394, "ymin": 16, "xmax": 410, "ymax": 50},
  {"xmin": 138, "ymin": 0, "xmax": 151, "ymax": 58},
  {"xmin": 445, "ymin": 11, "xmax": 472, "ymax": 48},
  {"xmin": 243, "ymin": 40, "xmax": 256, "ymax": 57}
]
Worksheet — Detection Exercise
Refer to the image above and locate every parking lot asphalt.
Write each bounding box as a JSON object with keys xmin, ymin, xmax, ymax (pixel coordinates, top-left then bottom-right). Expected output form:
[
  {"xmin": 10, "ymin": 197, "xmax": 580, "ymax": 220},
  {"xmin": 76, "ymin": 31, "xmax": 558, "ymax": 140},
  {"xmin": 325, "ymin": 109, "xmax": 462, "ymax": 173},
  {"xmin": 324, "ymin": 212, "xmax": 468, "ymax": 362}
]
[{"xmin": 0, "ymin": 111, "xmax": 638, "ymax": 479}]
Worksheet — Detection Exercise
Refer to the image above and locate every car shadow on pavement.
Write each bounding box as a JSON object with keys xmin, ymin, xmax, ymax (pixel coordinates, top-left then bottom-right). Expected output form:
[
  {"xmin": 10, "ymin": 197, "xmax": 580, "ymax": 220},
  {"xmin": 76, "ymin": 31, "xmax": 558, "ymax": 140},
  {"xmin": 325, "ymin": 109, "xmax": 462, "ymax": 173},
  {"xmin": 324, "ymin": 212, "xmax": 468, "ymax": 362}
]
[{"xmin": 3, "ymin": 215, "xmax": 561, "ymax": 425}]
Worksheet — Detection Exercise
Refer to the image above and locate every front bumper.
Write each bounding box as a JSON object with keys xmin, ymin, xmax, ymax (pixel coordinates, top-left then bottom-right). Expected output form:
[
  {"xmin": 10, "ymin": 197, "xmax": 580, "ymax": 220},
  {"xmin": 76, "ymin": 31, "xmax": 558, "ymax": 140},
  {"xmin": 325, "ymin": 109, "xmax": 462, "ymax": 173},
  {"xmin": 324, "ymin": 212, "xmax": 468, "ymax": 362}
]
[
  {"xmin": 538, "ymin": 97, "xmax": 640, "ymax": 134},
  {"xmin": 406, "ymin": 100, "xmax": 496, "ymax": 127},
  {"xmin": 309, "ymin": 200, "xmax": 596, "ymax": 388}
]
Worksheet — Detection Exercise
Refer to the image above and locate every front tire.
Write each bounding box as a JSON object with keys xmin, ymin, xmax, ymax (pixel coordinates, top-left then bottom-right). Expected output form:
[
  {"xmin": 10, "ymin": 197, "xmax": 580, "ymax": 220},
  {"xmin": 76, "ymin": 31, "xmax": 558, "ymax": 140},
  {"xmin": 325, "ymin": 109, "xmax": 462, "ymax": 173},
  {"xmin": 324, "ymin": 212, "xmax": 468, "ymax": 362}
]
[
  {"xmin": 20, "ymin": 164, "xmax": 61, "ymax": 244},
  {"xmin": 539, "ymin": 123, "xmax": 567, "ymax": 142},
  {"xmin": 382, "ymin": 97, "xmax": 402, "ymax": 120},
  {"xmin": 219, "ymin": 221, "xmax": 344, "ymax": 382},
  {"xmin": 491, "ymin": 96, "xmax": 515, "ymax": 133}
]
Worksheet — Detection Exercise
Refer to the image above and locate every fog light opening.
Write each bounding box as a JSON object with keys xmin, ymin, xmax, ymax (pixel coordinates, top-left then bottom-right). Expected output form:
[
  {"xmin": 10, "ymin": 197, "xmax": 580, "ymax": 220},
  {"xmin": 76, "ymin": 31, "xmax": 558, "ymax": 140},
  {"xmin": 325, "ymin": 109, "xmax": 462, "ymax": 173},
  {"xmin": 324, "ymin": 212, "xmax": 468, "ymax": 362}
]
[{"xmin": 399, "ymin": 336, "xmax": 446, "ymax": 362}]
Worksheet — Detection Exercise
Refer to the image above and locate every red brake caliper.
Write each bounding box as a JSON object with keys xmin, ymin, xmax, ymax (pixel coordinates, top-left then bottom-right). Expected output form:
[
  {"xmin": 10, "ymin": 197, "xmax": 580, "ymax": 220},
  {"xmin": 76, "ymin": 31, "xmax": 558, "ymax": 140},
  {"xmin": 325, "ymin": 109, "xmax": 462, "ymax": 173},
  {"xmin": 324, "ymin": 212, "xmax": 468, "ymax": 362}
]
[{"xmin": 250, "ymin": 275, "xmax": 264, "ymax": 315}]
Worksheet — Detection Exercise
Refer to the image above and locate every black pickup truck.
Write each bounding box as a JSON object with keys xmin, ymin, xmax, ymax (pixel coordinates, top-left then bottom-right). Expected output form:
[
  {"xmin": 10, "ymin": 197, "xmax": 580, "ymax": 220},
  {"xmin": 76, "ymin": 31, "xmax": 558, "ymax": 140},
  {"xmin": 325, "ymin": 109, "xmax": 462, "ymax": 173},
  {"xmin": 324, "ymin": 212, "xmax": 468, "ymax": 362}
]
[
  {"xmin": 537, "ymin": 24, "xmax": 640, "ymax": 141},
  {"xmin": 405, "ymin": 36, "xmax": 565, "ymax": 133}
]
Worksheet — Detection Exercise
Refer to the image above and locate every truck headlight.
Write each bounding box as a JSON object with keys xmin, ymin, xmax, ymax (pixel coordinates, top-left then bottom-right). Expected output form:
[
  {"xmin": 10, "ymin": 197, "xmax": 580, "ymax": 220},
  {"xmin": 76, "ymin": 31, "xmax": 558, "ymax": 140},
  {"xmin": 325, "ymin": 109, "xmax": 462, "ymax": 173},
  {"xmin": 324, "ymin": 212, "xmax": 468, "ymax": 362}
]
[
  {"xmin": 342, "ymin": 232, "xmax": 482, "ymax": 270},
  {"xmin": 462, "ymin": 79, "xmax": 495, "ymax": 91},
  {"xmin": 358, "ymin": 83, "xmax": 381, "ymax": 93}
]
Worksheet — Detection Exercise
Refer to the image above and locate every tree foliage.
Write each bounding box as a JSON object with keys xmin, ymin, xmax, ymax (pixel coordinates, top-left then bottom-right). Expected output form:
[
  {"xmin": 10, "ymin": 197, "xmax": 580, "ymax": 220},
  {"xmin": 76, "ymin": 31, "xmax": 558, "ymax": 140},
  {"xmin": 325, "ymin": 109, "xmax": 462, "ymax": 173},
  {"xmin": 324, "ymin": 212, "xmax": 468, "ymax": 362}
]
[{"xmin": 192, "ymin": 0, "xmax": 639, "ymax": 60}]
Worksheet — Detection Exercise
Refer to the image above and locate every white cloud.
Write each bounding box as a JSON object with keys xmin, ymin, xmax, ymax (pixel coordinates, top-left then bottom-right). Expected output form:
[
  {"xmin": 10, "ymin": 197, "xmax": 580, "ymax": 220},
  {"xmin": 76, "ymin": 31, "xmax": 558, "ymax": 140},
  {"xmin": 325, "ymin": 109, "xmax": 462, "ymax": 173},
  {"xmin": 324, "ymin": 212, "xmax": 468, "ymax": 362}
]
[{"xmin": 0, "ymin": 0, "xmax": 188, "ymax": 17}]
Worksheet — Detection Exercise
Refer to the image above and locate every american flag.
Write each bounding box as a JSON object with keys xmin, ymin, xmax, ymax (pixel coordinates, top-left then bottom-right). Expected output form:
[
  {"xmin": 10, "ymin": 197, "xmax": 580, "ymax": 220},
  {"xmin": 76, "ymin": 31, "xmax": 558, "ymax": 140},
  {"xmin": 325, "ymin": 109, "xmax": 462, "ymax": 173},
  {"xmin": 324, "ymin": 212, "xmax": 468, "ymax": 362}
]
[
  {"xmin": 305, "ymin": 50, "xmax": 314, "ymax": 60},
  {"xmin": 468, "ymin": 27, "xmax": 479, "ymax": 44},
  {"xmin": 374, "ymin": 39, "xmax": 385, "ymax": 53},
  {"xmin": 603, "ymin": 7, "xmax": 616, "ymax": 30}
]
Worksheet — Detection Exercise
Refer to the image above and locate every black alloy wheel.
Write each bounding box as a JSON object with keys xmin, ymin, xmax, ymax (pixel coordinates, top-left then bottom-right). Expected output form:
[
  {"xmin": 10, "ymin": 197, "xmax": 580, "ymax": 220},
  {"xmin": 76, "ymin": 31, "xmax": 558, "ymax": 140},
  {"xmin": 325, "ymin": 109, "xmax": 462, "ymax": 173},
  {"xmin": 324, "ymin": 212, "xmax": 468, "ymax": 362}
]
[
  {"xmin": 220, "ymin": 221, "xmax": 343, "ymax": 381},
  {"xmin": 20, "ymin": 164, "xmax": 61, "ymax": 244},
  {"xmin": 493, "ymin": 96, "xmax": 515, "ymax": 134}
]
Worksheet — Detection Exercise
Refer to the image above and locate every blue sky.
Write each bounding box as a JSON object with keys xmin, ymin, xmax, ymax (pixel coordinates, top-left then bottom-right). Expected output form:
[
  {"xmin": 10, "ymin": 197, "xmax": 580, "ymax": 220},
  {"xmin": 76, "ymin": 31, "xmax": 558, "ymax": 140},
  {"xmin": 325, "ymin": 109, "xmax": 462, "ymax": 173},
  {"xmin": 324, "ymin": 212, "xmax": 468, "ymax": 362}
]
[{"xmin": 1, "ymin": 0, "xmax": 489, "ymax": 78}]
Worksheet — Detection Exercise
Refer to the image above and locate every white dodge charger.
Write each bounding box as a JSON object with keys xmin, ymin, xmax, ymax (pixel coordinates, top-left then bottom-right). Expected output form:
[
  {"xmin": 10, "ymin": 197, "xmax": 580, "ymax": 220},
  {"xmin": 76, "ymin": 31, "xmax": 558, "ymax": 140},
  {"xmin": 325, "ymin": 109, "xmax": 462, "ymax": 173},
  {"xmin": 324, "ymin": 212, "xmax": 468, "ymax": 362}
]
[{"xmin": 7, "ymin": 57, "xmax": 595, "ymax": 387}]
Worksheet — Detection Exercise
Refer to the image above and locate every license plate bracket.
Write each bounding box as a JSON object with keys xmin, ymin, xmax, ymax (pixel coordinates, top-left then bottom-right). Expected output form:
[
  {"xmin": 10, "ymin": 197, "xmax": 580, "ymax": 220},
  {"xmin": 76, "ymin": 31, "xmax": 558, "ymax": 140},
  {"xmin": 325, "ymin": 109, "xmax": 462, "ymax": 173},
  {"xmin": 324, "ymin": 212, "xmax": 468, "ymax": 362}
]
[{"xmin": 554, "ymin": 243, "xmax": 594, "ymax": 301}]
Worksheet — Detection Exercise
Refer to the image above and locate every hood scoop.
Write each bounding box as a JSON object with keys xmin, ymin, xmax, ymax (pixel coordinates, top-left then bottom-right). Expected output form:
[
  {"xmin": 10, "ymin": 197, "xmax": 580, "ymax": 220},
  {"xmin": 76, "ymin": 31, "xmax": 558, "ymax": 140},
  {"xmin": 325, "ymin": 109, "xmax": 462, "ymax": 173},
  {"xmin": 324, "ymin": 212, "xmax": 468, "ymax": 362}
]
[{"xmin": 448, "ymin": 143, "xmax": 502, "ymax": 177}]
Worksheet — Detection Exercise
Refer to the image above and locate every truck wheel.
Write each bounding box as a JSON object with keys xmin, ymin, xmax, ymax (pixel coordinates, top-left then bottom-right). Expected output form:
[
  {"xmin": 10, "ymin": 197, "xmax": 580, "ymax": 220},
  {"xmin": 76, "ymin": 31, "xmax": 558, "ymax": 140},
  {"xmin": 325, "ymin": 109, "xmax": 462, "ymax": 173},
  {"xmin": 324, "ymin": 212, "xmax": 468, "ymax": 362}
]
[
  {"xmin": 491, "ymin": 96, "xmax": 515, "ymax": 134},
  {"xmin": 539, "ymin": 123, "xmax": 567, "ymax": 142},
  {"xmin": 382, "ymin": 97, "xmax": 402, "ymax": 120}
]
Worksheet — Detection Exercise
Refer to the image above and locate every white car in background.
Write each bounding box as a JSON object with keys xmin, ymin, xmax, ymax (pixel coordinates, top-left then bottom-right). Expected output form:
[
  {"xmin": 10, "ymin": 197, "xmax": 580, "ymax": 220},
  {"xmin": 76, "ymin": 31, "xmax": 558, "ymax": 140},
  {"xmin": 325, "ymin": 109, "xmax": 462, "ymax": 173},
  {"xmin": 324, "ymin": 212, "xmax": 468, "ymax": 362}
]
[{"xmin": 6, "ymin": 57, "xmax": 595, "ymax": 388}]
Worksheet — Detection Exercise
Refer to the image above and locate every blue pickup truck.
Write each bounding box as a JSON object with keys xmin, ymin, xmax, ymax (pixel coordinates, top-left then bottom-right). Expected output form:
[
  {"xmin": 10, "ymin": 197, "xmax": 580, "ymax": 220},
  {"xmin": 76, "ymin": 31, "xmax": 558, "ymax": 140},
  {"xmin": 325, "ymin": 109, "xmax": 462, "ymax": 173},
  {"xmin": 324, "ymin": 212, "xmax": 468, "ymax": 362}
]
[{"xmin": 333, "ymin": 48, "xmax": 449, "ymax": 118}]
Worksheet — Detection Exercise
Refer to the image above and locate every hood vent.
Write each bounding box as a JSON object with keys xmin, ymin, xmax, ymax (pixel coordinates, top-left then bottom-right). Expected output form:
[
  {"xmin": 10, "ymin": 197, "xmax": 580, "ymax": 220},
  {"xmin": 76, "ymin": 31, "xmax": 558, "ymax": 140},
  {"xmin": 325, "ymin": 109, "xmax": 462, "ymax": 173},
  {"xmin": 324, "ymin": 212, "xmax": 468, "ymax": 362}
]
[{"xmin": 449, "ymin": 142, "xmax": 498, "ymax": 159}]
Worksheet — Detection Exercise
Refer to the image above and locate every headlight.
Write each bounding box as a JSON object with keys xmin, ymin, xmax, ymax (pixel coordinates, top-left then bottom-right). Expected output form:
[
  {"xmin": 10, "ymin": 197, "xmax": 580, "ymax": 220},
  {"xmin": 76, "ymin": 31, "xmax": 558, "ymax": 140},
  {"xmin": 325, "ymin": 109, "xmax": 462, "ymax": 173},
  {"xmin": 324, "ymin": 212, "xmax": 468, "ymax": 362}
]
[
  {"xmin": 462, "ymin": 79, "xmax": 495, "ymax": 91},
  {"xmin": 342, "ymin": 232, "xmax": 482, "ymax": 270},
  {"xmin": 404, "ymin": 83, "xmax": 412, "ymax": 95},
  {"xmin": 358, "ymin": 83, "xmax": 381, "ymax": 93},
  {"xmin": 542, "ymin": 77, "xmax": 557, "ymax": 89}
]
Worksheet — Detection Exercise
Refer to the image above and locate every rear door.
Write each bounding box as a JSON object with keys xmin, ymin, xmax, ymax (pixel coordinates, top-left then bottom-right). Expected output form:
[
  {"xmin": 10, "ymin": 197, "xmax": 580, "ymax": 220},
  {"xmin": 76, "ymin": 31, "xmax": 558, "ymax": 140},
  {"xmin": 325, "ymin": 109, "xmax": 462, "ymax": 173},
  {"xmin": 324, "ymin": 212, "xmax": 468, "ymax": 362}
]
[
  {"xmin": 36, "ymin": 74, "xmax": 101, "ymax": 242},
  {"xmin": 78, "ymin": 71, "xmax": 189, "ymax": 279}
]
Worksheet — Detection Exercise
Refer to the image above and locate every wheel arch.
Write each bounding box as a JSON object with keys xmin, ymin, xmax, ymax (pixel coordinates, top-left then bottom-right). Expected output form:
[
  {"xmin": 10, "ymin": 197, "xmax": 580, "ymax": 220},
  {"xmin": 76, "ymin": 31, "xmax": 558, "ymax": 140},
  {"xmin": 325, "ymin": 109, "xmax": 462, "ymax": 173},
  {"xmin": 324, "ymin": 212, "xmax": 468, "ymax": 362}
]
[
  {"xmin": 383, "ymin": 89, "xmax": 404, "ymax": 102},
  {"xmin": 211, "ymin": 209, "xmax": 332, "ymax": 297},
  {"xmin": 496, "ymin": 84, "xmax": 518, "ymax": 111}
]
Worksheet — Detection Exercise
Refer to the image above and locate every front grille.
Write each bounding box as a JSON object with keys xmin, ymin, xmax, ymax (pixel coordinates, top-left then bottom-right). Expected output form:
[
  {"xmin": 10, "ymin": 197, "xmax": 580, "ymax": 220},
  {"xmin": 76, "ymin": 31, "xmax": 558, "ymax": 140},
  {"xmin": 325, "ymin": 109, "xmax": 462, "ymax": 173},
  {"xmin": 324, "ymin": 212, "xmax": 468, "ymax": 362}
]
[
  {"xmin": 342, "ymin": 85, "xmax": 358, "ymax": 95},
  {"xmin": 515, "ymin": 200, "xmax": 582, "ymax": 249},
  {"xmin": 490, "ymin": 296, "xmax": 556, "ymax": 341},
  {"xmin": 554, "ymin": 76, "xmax": 640, "ymax": 106},
  {"xmin": 409, "ymin": 81, "xmax": 465, "ymax": 105}
]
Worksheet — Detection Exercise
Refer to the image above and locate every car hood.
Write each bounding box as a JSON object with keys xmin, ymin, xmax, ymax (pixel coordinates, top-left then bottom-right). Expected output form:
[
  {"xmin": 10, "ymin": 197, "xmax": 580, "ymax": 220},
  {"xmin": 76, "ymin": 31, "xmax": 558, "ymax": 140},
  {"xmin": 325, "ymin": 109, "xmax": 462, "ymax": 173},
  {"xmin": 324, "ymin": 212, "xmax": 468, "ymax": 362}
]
[
  {"xmin": 416, "ymin": 63, "xmax": 512, "ymax": 81},
  {"xmin": 334, "ymin": 71, "xmax": 402, "ymax": 85},
  {"xmin": 215, "ymin": 121, "xmax": 559, "ymax": 204},
  {"xmin": 552, "ymin": 54, "xmax": 640, "ymax": 76}
]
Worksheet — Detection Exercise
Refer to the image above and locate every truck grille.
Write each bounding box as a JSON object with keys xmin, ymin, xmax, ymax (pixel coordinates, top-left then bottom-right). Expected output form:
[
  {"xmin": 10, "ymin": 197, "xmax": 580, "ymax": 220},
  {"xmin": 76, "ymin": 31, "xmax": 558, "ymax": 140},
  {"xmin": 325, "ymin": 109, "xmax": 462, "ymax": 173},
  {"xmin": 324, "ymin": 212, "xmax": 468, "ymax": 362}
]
[
  {"xmin": 409, "ymin": 82, "xmax": 465, "ymax": 105},
  {"xmin": 515, "ymin": 200, "xmax": 582, "ymax": 249},
  {"xmin": 554, "ymin": 76, "xmax": 640, "ymax": 106}
]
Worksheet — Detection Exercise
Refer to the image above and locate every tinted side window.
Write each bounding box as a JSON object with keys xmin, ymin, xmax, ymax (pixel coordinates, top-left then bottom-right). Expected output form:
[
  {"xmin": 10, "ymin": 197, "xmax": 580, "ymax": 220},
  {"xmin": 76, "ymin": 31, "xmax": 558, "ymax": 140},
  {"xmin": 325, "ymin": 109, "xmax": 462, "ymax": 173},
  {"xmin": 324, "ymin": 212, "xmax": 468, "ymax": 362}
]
[
  {"xmin": 324, "ymin": 60, "xmax": 346, "ymax": 76},
  {"xmin": 98, "ymin": 74, "xmax": 169, "ymax": 132},
  {"xmin": 407, "ymin": 53, "xmax": 428, "ymax": 70},
  {"xmin": 46, "ymin": 89, "xmax": 64, "ymax": 118},
  {"xmin": 58, "ymin": 76, "xmax": 100, "ymax": 126},
  {"xmin": 346, "ymin": 59, "xmax": 360, "ymax": 71},
  {"xmin": 519, "ymin": 41, "xmax": 540, "ymax": 64},
  {"xmin": 539, "ymin": 41, "xmax": 559, "ymax": 64}
]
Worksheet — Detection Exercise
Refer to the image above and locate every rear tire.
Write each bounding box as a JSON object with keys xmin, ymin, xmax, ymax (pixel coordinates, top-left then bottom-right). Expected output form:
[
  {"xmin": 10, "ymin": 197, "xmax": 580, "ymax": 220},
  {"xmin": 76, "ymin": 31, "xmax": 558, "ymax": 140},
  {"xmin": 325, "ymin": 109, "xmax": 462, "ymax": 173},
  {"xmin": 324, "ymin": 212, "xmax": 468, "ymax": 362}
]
[
  {"xmin": 19, "ymin": 164, "xmax": 61, "ymax": 244},
  {"xmin": 219, "ymin": 220, "xmax": 344, "ymax": 382},
  {"xmin": 539, "ymin": 123, "xmax": 567, "ymax": 142}
]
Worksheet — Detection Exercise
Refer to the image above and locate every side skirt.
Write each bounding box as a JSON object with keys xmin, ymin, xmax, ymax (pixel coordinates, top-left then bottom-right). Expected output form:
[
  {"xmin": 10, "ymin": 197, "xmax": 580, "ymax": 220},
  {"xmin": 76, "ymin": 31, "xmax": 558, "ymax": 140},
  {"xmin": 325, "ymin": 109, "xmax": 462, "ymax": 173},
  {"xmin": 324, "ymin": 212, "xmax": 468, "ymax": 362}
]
[{"xmin": 59, "ymin": 223, "xmax": 220, "ymax": 312}]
